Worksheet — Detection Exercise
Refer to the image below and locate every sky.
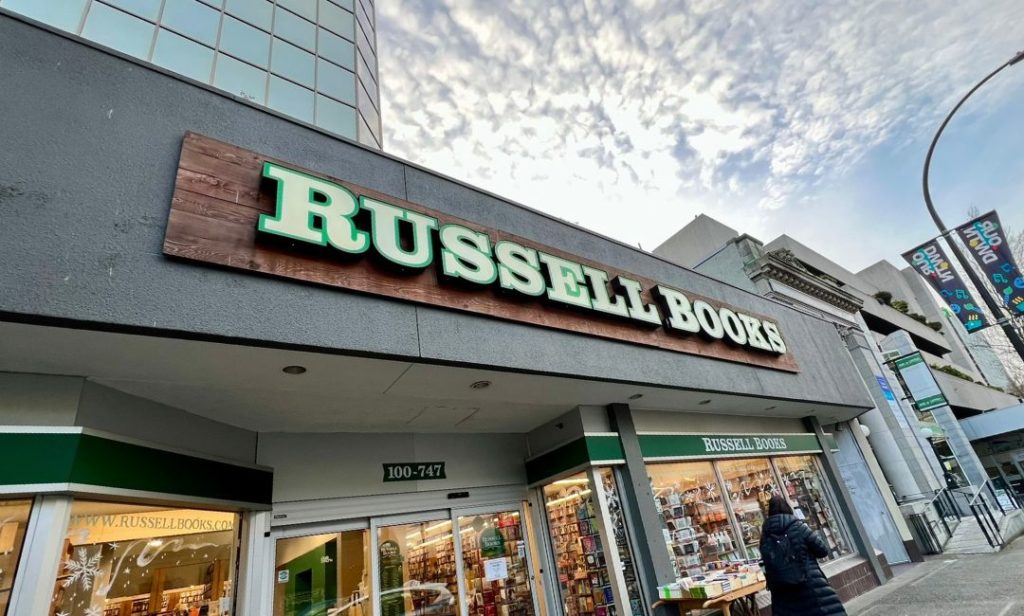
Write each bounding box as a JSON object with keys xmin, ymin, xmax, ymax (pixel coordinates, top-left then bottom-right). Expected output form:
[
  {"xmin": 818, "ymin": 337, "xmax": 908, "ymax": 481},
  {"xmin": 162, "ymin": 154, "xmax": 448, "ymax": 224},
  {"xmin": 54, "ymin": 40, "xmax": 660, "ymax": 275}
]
[{"xmin": 375, "ymin": 0, "xmax": 1024, "ymax": 273}]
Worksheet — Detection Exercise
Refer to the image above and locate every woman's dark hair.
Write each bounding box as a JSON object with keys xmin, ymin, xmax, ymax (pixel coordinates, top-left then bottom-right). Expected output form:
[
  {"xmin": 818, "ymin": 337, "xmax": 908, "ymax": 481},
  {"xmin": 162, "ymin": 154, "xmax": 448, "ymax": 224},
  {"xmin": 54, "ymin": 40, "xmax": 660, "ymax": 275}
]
[{"xmin": 767, "ymin": 494, "xmax": 793, "ymax": 516}]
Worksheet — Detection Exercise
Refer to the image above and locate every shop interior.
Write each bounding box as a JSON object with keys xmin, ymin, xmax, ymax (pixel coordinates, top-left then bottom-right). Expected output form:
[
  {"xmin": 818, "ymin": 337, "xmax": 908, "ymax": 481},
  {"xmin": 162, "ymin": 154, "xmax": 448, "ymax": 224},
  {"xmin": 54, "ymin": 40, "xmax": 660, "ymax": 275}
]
[{"xmin": 0, "ymin": 499, "xmax": 32, "ymax": 616}]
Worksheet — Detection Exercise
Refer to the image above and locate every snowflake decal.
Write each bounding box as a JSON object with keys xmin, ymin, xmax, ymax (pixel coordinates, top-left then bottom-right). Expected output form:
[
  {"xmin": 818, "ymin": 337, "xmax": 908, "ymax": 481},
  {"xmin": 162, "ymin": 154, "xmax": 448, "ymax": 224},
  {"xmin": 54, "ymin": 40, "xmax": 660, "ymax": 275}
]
[
  {"xmin": 63, "ymin": 547, "xmax": 102, "ymax": 590},
  {"xmin": 85, "ymin": 607, "xmax": 103, "ymax": 616}
]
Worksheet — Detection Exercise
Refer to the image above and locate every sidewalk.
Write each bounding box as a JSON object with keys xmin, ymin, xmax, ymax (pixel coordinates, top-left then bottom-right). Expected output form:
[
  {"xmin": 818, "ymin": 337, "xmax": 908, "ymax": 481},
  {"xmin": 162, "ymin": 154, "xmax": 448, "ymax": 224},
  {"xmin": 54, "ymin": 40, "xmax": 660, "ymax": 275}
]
[{"xmin": 845, "ymin": 537, "xmax": 1024, "ymax": 616}]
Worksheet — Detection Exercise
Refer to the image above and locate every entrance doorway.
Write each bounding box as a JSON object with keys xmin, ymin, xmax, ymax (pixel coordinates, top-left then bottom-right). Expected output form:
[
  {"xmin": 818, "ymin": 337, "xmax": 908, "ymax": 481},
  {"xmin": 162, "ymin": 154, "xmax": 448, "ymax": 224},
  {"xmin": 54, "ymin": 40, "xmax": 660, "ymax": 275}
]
[{"xmin": 272, "ymin": 504, "xmax": 542, "ymax": 616}]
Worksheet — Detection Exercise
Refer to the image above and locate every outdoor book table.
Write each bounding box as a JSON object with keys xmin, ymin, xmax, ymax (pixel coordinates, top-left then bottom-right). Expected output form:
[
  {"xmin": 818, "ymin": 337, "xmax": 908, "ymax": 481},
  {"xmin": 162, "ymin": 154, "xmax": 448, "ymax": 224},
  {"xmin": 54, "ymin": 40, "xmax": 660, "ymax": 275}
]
[{"xmin": 653, "ymin": 580, "xmax": 765, "ymax": 616}]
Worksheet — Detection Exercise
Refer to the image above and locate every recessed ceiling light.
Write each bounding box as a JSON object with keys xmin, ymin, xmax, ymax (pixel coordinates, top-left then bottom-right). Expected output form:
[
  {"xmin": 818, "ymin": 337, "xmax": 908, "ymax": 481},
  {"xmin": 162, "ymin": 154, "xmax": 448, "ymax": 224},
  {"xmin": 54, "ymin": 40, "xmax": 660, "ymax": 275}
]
[
  {"xmin": 282, "ymin": 365, "xmax": 307, "ymax": 375},
  {"xmin": 628, "ymin": 393, "xmax": 643, "ymax": 400},
  {"xmin": 698, "ymin": 399, "xmax": 712, "ymax": 405},
  {"xmin": 470, "ymin": 380, "xmax": 492, "ymax": 389}
]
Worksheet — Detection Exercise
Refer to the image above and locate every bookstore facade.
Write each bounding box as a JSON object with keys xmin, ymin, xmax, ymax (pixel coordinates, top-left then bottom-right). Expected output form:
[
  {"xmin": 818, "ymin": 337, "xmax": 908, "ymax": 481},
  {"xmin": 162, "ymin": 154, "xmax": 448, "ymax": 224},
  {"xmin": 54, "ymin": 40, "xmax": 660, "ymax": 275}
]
[{"xmin": 0, "ymin": 15, "xmax": 893, "ymax": 616}]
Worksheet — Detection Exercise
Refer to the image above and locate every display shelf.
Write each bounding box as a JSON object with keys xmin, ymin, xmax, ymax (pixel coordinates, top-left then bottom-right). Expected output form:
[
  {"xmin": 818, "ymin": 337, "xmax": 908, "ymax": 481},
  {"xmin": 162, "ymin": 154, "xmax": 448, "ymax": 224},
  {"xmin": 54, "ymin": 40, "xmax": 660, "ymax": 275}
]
[{"xmin": 546, "ymin": 490, "xmax": 618, "ymax": 616}]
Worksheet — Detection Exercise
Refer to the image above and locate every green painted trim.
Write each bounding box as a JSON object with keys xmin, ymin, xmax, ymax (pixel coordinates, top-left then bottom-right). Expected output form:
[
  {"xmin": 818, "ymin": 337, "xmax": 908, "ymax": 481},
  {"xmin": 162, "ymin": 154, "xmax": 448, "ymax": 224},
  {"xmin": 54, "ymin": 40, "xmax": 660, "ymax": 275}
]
[
  {"xmin": 525, "ymin": 435, "xmax": 624, "ymax": 485},
  {"xmin": 0, "ymin": 433, "xmax": 272, "ymax": 506},
  {"xmin": 639, "ymin": 433, "xmax": 821, "ymax": 459}
]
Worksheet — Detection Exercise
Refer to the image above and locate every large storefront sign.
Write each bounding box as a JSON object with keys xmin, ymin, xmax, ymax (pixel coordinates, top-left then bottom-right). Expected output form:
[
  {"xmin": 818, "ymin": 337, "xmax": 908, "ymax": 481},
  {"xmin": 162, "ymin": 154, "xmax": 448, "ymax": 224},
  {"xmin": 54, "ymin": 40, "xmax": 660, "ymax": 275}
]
[
  {"xmin": 955, "ymin": 210, "xmax": 1024, "ymax": 315},
  {"xmin": 902, "ymin": 239, "xmax": 988, "ymax": 331},
  {"xmin": 164, "ymin": 133, "xmax": 798, "ymax": 372},
  {"xmin": 892, "ymin": 353, "xmax": 947, "ymax": 411},
  {"xmin": 638, "ymin": 433, "xmax": 822, "ymax": 460}
]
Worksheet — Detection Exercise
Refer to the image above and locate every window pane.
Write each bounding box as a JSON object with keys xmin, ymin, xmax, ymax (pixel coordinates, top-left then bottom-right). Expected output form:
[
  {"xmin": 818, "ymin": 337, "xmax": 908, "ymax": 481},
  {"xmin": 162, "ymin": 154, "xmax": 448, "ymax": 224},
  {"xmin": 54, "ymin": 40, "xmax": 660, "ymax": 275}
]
[
  {"xmin": 198, "ymin": 0, "xmax": 223, "ymax": 7},
  {"xmin": 269, "ymin": 76, "xmax": 314, "ymax": 123},
  {"xmin": 81, "ymin": 3, "xmax": 156, "ymax": 59},
  {"xmin": 49, "ymin": 501, "xmax": 239, "ymax": 616},
  {"xmin": 717, "ymin": 458, "xmax": 777, "ymax": 560},
  {"xmin": 151, "ymin": 28, "xmax": 214, "ymax": 82},
  {"xmin": 332, "ymin": 0, "xmax": 355, "ymax": 12},
  {"xmin": 458, "ymin": 511, "xmax": 536, "ymax": 616},
  {"xmin": 99, "ymin": 0, "xmax": 162, "ymax": 21},
  {"xmin": 599, "ymin": 468, "xmax": 645, "ymax": 616},
  {"xmin": 276, "ymin": 0, "xmax": 315, "ymax": 21},
  {"xmin": 317, "ymin": 59, "xmax": 355, "ymax": 104},
  {"xmin": 317, "ymin": 95, "xmax": 356, "ymax": 139},
  {"xmin": 271, "ymin": 38, "xmax": 315, "ymax": 87},
  {"xmin": 225, "ymin": 0, "xmax": 272, "ymax": 30},
  {"xmin": 0, "ymin": 499, "xmax": 33, "ymax": 616},
  {"xmin": 2, "ymin": 0, "xmax": 88, "ymax": 31},
  {"xmin": 161, "ymin": 0, "xmax": 220, "ymax": 46},
  {"xmin": 649, "ymin": 461, "xmax": 740, "ymax": 578},
  {"xmin": 319, "ymin": 28, "xmax": 354, "ymax": 70},
  {"xmin": 377, "ymin": 520, "xmax": 460, "ymax": 616},
  {"xmin": 319, "ymin": 0, "xmax": 354, "ymax": 40},
  {"xmin": 220, "ymin": 16, "xmax": 270, "ymax": 68},
  {"xmin": 214, "ymin": 53, "xmax": 267, "ymax": 103},
  {"xmin": 273, "ymin": 6, "xmax": 315, "ymax": 51},
  {"xmin": 775, "ymin": 455, "xmax": 851, "ymax": 560},
  {"xmin": 273, "ymin": 530, "xmax": 371, "ymax": 616}
]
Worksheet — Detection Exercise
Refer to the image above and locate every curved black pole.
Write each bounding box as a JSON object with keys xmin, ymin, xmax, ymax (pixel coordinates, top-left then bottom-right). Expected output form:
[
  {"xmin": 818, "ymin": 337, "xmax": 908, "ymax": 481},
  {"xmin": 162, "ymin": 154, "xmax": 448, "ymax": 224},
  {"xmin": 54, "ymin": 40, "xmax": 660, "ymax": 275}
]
[{"xmin": 922, "ymin": 49, "xmax": 1024, "ymax": 362}]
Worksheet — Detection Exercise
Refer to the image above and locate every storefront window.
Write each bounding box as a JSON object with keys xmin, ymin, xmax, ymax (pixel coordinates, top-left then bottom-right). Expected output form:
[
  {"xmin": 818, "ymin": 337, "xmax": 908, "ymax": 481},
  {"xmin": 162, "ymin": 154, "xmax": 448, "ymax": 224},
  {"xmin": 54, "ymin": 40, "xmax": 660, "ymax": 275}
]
[
  {"xmin": 459, "ymin": 511, "xmax": 535, "ymax": 616},
  {"xmin": 774, "ymin": 456, "xmax": 850, "ymax": 559},
  {"xmin": 50, "ymin": 501, "xmax": 239, "ymax": 616},
  {"xmin": 0, "ymin": 499, "xmax": 32, "ymax": 616},
  {"xmin": 596, "ymin": 469, "xmax": 643, "ymax": 616},
  {"xmin": 377, "ymin": 520, "xmax": 459, "ymax": 616},
  {"xmin": 717, "ymin": 458, "xmax": 776, "ymax": 560},
  {"xmin": 542, "ymin": 473, "xmax": 616, "ymax": 616},
  {"xmin": 649, "ymin": 461, "xmax": 740, "ymax": 577},
  {"xmin": 274, "ymin": 530, "xmax": 370, "ymax": 616}
]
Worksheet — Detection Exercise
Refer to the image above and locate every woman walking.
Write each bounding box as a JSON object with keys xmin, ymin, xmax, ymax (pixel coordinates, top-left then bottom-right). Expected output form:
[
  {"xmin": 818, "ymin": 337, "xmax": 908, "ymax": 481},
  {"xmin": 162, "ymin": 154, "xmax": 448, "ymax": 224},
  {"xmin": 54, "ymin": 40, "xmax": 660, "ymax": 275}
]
[{"xmin": 759, "ymin": 494, "xmax": 846, "ymax": 616}]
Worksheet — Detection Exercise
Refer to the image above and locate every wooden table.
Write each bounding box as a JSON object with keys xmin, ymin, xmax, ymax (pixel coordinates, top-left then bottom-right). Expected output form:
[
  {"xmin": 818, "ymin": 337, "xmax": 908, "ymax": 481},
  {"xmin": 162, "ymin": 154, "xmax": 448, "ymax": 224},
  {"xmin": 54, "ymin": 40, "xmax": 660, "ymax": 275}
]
[{"xmin": 653, "ymin": 581, "xmax": 766, "ymax": 616}]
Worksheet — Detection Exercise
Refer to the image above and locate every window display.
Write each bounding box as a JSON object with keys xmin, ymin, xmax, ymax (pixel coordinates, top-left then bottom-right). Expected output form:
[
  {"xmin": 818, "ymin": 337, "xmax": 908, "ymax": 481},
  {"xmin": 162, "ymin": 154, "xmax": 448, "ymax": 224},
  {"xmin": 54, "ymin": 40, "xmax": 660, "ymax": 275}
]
[
  {"xmin": 717, "ymin": 458, "xmax": 776, "ymax": 560},
  {"xmin": 775, "ymin": 455, "xmax": 850, "ymax": 559},
  {"xmin": 274, "ymin": 530, "xmax": 370, "ymax": 616},
  {"xmin": 649, "ymin": 462, "xmax": 740, "ymax": 578},
  {"xmin": 542, "ymin": 474, "xmax": 617, "ymax": 616},
  {"xmin": 0, "ymin": 499, "xmax": 32, "ymax": 616},
  {"xmin": 596, "ymin": 469, "xmax": 643, "ymax": 616},
  {"xmin": 377, "ymin": 520, "xmax": 459, "ymax": 616},
  {"xmin": 459, "ymin": 511, "xmax": 535, "ymax": 616},
  {"xmin": 49, "ymin": 501, "xmax": 239, "ymax": 616}
]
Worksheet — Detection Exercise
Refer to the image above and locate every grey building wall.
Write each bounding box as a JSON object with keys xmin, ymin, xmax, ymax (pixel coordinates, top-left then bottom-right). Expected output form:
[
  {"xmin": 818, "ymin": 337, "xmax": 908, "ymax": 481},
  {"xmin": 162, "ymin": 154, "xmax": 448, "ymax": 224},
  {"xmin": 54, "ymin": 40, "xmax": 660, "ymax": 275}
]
[
  {"xmin": 0, "ymin": 16, "xmax": 873, "ymax": 414},
  {"xmin": 653, "ymin": 214, "xmax": 741, "ymax": 268}
]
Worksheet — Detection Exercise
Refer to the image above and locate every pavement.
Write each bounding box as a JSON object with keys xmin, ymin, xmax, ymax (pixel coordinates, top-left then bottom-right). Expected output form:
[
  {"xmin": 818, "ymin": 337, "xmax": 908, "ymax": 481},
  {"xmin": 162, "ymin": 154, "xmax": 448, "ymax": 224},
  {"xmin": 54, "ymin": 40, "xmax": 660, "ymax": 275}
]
[{"xmin": 844, "ymin": 536, "xmax": 1024, "ymax": 616}]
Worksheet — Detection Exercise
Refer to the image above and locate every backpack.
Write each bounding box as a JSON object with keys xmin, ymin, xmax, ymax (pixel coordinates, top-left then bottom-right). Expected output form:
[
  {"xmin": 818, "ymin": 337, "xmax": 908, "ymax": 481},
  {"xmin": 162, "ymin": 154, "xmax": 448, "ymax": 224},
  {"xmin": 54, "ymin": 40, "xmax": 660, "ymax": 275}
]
[{"xmin": 762, "ymin": 528, "xmax": 807, "ymax": 585}]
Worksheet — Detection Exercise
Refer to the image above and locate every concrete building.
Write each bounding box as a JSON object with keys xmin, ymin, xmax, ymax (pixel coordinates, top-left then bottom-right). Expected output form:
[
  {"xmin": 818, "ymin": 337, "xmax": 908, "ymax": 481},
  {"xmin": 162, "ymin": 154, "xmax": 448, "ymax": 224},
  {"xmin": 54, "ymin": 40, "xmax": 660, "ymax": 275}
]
[{"xmin": 0, "ymin": 11, "xmax": 896, "ymax": 616}]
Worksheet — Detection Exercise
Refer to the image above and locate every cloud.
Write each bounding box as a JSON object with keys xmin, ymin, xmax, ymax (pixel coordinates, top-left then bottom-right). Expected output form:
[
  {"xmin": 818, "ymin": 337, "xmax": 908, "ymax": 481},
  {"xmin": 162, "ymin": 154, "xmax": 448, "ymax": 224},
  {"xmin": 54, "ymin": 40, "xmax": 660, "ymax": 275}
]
[{"xmin": 377, "ymin": 0, "xmax": 1024, "ymax": 253}]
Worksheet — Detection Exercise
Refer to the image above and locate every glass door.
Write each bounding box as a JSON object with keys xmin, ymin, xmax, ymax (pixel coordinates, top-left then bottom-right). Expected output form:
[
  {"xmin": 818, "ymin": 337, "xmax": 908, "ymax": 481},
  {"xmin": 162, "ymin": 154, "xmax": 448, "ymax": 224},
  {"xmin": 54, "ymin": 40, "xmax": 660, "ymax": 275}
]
[
  {"xmin": 374, "ymin": 513, "xmax": 462, "ymax": 616},
  {"xmin": 457, "ymin": 507, "xmax": 538, "ymax": 616}
]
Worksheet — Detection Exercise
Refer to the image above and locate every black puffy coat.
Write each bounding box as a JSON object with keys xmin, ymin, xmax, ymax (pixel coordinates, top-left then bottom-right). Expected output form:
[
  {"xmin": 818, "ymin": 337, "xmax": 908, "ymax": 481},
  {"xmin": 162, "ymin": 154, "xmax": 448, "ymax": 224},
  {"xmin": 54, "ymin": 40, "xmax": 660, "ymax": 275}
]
[{"xmin": 759, "ymin": 514, "xmax": 846, "ymax": 616}]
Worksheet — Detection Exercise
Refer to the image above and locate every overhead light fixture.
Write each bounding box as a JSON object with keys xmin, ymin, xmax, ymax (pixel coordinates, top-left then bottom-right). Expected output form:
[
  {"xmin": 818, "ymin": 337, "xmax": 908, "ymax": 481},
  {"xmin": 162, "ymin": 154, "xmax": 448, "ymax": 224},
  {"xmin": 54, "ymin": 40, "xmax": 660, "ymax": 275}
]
[
  {"xmin": 470, "ymin": 380, "xmax": 491, "ymax": 390},
  {"xmin": 628, "ymin": 393, "xmax": 643, "ymax": 400},
  {"xmin": 698, "ymin": 399, "xmax": 712, "ymax": 405},
  {"xmin": 282, "ymin": 365, "xmax": 307, "ymax": 375}
]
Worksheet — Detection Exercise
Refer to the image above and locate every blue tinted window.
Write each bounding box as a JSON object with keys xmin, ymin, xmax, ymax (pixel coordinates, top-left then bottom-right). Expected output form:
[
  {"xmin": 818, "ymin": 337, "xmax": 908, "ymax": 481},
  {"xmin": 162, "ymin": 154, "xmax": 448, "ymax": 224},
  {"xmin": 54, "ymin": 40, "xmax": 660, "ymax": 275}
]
[
  {"xmin": 198, "ymin": 0, "xmax": 223, "ymax": 7},
  {"xmin": 270, "ymin": 38, "xmax": 315, "ymax": 87},
  {"xmin": 273, "ymin": 7, "xmax": 315, "ymax": 51},
  {"xmin": 81, "ymin": 3, "xmax": 155, "ymax": 59},
  {"xmin": 151, "ymin": 28, "xmax": 214, "ymax": 82},
  {"xmin": 316, "ymin": 94, "xmax": 356, "ymax": 139},
  {"xmin": 99, "ymin": 0, "xmax": 162, "ymax": 20},
  {"xmin": 276, "ymin": 0, "xmax": 315, "ymax": 22},
  {"xmin": 317, "ymin": 59, "xmax": 355, "ymax": 105},
  {"xmin": 214, "ymin": 53, "xmax": 267, "ymax": 103},
  {"xmin": 2, "ymin": 0, "xmax": 88, "ymax": 31},
  {"xmin": 162, "ymin": 0, "xmax": 220, "ymax": 46},
  {"xmin": 319, "ymin": 0, "xmax": 354, "ymax": 40},
  {"xmin": 220, "ymin": 16, "xmax": 270, "ymax": 68},
  {"xmin": 318, "ymin": 28, "xmax": 354, "ymax": 70},
  {"xmin": 268, "ymin": 76, "xmax": 314, "ymax": 123},
  {"xmin": 331, "ymin": 0, "xmax": 354, "ymax": 12},
  {"xmin": 225, "ymin": 0, "xmax": 272, "ymax": 30}
]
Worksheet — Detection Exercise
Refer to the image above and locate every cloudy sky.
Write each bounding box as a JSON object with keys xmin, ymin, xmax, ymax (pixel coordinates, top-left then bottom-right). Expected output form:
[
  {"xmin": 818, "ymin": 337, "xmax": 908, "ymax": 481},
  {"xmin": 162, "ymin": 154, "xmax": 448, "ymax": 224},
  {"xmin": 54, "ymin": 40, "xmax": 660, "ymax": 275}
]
[{"xmin": 376, "ymin": 0, "xmax": 1024, "ymax": 273}]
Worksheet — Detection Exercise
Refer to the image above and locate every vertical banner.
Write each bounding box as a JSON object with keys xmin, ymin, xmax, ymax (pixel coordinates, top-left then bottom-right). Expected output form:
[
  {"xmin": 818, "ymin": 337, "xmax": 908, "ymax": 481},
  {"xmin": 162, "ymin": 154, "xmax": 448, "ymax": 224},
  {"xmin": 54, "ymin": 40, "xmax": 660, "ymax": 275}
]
[
  {"xmin": 955, "ymin": 210, "xmax": 1024, "ymax": 316},
  {"xmin": 902, "ymin": 240, "xmax": 988, "ymax": 332}
]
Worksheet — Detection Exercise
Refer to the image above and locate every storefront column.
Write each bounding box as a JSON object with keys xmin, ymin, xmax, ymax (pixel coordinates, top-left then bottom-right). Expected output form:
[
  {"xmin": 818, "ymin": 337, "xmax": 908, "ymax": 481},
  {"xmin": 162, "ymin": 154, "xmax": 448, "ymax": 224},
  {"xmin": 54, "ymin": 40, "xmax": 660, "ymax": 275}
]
[
  {"xmin": 606, "ymin": 404, "xmax": 676, "ymax": 614},
  {"xmin": 8, "ymin": 494, "xmax": 72, "ymax": 616},
  {"xmin": 236, "ymin": 510, "xmax": 274, "ymax": 616},
  {"xmin": 804, "ymin": 417, "xmax": 889, "ymax": 584}
]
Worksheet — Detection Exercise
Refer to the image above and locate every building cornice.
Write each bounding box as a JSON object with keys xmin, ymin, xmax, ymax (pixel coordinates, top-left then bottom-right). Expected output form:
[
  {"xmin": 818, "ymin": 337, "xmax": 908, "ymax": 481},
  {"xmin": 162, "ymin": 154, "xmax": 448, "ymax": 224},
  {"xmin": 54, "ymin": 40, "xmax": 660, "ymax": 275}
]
[{"xmin": 746, "ymin": 249, "xmax": 864, "ymax": 314}]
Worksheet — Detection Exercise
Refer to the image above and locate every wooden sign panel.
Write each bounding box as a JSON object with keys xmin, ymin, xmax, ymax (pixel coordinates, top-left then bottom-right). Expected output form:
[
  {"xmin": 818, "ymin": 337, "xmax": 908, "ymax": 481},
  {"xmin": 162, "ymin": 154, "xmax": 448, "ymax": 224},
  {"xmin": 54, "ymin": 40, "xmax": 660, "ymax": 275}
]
[{"xmin": 163, "ymin": 132, "xmax": 799, "ymax": 372}]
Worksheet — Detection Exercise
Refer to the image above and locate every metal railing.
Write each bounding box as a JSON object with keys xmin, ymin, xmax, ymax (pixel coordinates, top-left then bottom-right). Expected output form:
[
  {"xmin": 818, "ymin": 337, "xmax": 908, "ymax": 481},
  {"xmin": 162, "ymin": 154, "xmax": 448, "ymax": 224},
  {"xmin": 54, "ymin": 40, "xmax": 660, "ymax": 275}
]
[
  {"xmin": 908, "ymin": 488, "xmax": 961, "ymax": 554},
  {"xmin": 967, "ymin": 479, "xmax": 1022, "ymax": 548}
]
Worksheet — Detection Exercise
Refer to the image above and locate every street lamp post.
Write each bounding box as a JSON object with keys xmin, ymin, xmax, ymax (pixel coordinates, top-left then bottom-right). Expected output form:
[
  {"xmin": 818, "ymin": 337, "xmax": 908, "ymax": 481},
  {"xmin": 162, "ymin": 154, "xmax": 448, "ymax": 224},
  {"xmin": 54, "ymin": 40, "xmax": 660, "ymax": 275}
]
[{"xmin": 922, "ymin": 49, "xmax": 1024, "ymax": 362}]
